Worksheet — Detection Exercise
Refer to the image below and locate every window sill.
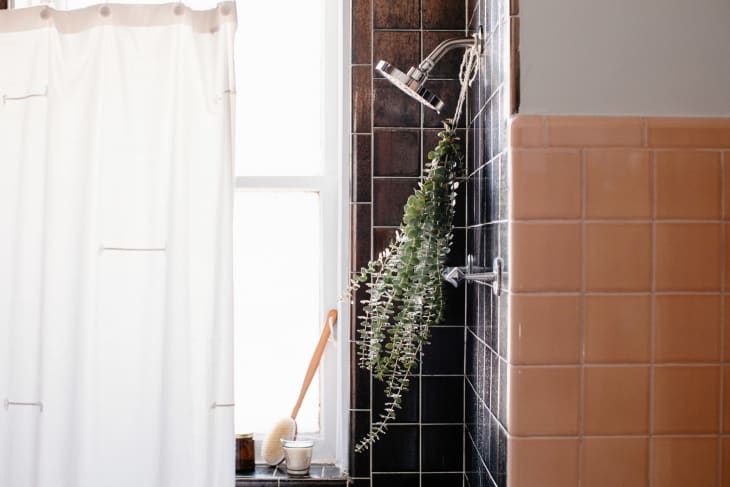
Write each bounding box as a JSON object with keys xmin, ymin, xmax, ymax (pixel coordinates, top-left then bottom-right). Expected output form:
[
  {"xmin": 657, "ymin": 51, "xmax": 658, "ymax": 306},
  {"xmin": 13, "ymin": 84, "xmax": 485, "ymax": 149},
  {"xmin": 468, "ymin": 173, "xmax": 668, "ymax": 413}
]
[{"xmin": 236, "ymin": 464, "xmax": 346, "ymax": 487}]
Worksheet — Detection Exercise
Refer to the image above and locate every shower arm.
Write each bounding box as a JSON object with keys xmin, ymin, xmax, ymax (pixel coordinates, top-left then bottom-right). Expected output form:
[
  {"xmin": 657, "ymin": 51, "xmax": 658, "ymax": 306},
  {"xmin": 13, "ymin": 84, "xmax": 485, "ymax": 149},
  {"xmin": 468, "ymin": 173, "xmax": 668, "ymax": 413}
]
[{"xmin": 407, "ymin": 32, "xmax": 482, "ymax": 84}]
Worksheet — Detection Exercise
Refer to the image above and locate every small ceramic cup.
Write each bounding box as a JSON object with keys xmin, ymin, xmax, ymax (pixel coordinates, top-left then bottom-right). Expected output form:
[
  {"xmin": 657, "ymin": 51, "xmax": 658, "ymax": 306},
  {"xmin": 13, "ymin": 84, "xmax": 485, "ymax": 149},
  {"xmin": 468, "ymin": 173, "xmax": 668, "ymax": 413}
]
[{"xmin": 281, "ymin": 438, "xmax": 314, "ymax": 476}]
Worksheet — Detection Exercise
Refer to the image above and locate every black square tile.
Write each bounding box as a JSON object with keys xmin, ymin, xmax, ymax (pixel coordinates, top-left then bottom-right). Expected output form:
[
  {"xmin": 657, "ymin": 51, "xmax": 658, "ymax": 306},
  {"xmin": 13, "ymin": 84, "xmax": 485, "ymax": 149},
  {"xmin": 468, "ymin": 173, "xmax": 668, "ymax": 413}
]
[
  {"xmin": 488, "ymin": 351, "xmax": 500, "ymax": 414},
  {"xmin": 372, "ymin": 425, "xmax": 420, "ymax": 472},
  {"xmin": 447, "ymin": 228, "xmax": 466, "ymax": 267},
  {"xmin": 453, "ymin": 182, "xmax": 467, "ymax": 229},
  {"xmin": 421, "ymin": 326, "xmax": 465, "ymax": 375},
  {"xmin": 477, "ymin": 401, "xmax": 491, "ymax": 462},
  {"xmin": 422, "ymin": 473, "xmax": 465, "ymax": 487},
  {"xmin": 373, "ymin": 129, "xmax": 421, "ymax": 177},
  {"xmin": 422, "ymin": 425, "xmax": 464, "ymax": 472},
  {"xmin": 422, "ymin": 375, "xmax": 464, "ymax": 423},
  {"xmin": 372, "ymin": 227, "xmax": 398, "ymax": 257},
  {"xmin": 468, "ymin": 162, "xmax": 492, "ymax": 226},
  {"xmin": 373, "ymin": 374, "xmax": 420, "ymax": 423},
  {"xmin": 423, "ymin": 0, "xmax": 467, "ymax": 30},
  {"xmin": 352, "ymin": 66, "xmax": 372, "ymax": 133},
  {"xmin": 466, "ymin": 330, "xmax": 478, "ymax": 390},
  {"xmin": 351, "ymin": 341, "xmax": 371, "ymax": 410},
  {"xmin": 350, "ymin": 411, "xmax": 372, "ymax": 477},
  {"xmin": 351, "ymin": 0, "xmax": 372, "ymax": 64},
  {"xmin": 372, "ymin": 474, "xmax": 419, "ymax": 487},
  {"xmin": 475, "ymin": 336, "xmax": 487, "ymax": 402},
  {"xmin": 441, "ymin": 283, "xmax": 466, "ymax": 325},
  {"xmin": 351, "ymin": 204, "xmax": 372, "ymax": 271},
  {"xmin": 373, "ymin": 0, "xmax": 420, "ymax": 29},
  {"xmin": 352, "ymin": 135, "xmax": 372, "ymax": 203},
  {"xmin": 465, "ymin": 380, "xmax": 478, "ymax": 436},
  {"xmin": 351, "ymin": 283, "xmax": 369, "ymax": 341},
  {"xmin": 373, "ymin": 178, "xmax": 418, "ymax": 226}
]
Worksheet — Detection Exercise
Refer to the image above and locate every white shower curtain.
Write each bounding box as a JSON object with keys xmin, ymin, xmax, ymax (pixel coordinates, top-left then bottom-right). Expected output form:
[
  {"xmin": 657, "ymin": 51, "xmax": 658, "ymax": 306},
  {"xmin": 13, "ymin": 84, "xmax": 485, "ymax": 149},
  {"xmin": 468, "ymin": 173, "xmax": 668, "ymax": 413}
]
[{"xmin": 0, "ymin": 4, "xmax": 236, "ymax": 487}]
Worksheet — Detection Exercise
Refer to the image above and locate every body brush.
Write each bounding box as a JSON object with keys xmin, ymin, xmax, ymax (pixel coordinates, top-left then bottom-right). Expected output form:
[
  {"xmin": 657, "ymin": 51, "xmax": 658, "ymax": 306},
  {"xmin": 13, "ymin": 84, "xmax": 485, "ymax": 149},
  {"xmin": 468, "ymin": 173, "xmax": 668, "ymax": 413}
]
[{"xmin": 262, "ymin": 309, "xmax": 338, "ymax": 465}]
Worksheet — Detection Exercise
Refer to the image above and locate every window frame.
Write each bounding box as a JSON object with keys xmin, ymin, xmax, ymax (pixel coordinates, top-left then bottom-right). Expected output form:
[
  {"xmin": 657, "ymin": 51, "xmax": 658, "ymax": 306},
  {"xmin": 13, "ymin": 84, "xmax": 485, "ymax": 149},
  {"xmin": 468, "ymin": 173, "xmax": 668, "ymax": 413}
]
[{"xmin": 233, "ymin": 0, "xmax": 349, "ymax": 464}]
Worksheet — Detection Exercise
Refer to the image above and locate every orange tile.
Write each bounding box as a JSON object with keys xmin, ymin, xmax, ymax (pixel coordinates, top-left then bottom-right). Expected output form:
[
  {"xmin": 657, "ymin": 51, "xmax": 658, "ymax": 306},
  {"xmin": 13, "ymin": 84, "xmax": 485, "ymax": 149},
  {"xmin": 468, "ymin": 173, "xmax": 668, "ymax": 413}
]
[
  {"xmin": 723, "ymin": 437, "xmax": 730, "ymax": 487},
  {"xmin": 508, "ymin": 366, "xmax": 580, "ymax": 435},
  {"xmin": 584, "ymin": 223, "xmax": 652, "ymax": 291},
  {"xmin": 510, "ymin": 222, "xmax": 582, "ymax": 292},
  {"xmin": 651, "ymin": 437, "xmax": 718, "ymax": 487},
  {"xmin": 546, "ymin": 116, "xmax": 643, "ymax": 147},
  {"xmin": 656, "ymin": 151, "xmax": 721, "ymax": 219},
  {"xmin": 725, "ymin": 296, "xmax": 730, "ymax": 361},
  {"xmin": 655, "ymin": 223, "xmax": 721, "ymax": 291},
  {"xmin": 581, "ymin": 438, "xmax": 648, "ymax": 487},
  {"xmin": 654, "ymin": 295, "xmax": 721, "ymax": 362},
  {"xmin": 585, "ymin": 149, "xmax": 652, "ymax": 219},
  {"xmin": 510, "ymin": 115, "xmax": 544, "ymax": 147},
  {"xmin": 508, "ymin": 438, "xmax": 579, "ymax": 487},
  {"xmin": 647, "ymin": 117, "xmax": 730, "ymax": 149},
  {"xmin": 583, "ymin": 366, "xmax": 650, "ymax": 434},
  {"xmin": 653, "ymin": 365, "xmax": 720, "ymax": 434},
  {"xmin": 512, "ymin": 149, "xmax": 581, "ymax": 219},
  {"xmin": 510, "ymin": 294, "xmax": 581, "ymax": 364},
  {"xmin": 584, "ymin": 295, "xmax": 651, "ymax": 363},
  {"xmin": 726, "ymin": 224, "xmax": 730, "ymax": 290},
  {"xmin": 725, "ymin": 367, "xmax": 730, "ymax": 434},
  {"xmin": 725, "ymin": 152, "xmax": 730, "ymax": 217}
]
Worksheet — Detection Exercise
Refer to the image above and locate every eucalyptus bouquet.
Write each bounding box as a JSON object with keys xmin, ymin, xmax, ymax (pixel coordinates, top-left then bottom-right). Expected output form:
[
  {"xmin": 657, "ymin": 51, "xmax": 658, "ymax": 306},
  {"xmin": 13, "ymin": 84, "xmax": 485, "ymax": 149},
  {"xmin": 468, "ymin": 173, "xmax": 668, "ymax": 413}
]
[{"xmin": 349, "ymin": 119, "xmax": 463, "ymax": 451}]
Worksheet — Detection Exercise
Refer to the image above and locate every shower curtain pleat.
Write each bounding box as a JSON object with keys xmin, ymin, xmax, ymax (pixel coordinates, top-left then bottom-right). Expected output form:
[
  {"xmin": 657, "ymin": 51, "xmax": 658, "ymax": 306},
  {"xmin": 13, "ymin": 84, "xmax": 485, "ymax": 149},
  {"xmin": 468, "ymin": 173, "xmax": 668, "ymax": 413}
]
[{"xmin": 0, "ymin": 5, "xmax": 236, "ymax": 487}]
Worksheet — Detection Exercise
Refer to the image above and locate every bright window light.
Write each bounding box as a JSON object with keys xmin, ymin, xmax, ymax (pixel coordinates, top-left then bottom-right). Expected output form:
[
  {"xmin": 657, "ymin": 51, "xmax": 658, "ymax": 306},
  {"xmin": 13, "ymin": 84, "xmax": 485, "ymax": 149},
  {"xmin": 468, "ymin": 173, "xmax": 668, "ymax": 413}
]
[
  {"xmin": 233, "ymin": 191, "xmax": 322, "ymax": 434},
  {"xmin": 232, "ymin": 1, "xmax": 339, "ymax": 460},
  {"xmin": 235, "ymin": 0, "xmax": 324, "ymax": 176}
]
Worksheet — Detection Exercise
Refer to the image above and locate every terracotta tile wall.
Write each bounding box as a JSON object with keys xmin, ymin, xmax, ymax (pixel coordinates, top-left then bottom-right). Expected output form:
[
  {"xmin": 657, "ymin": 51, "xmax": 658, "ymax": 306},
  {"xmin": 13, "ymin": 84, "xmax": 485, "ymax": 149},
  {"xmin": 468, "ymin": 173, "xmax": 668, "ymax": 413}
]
[{"xmin": 508, "ymin": 115, "xmax": 730, "ymax": 487}]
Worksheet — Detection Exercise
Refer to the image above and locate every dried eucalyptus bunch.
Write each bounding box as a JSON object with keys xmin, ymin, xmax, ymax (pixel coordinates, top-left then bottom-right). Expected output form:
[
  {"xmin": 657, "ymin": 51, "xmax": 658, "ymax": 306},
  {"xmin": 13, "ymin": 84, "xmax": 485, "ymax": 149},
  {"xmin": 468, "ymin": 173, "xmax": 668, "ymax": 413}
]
[{"xmin": 349, "ymin": 119, "xmax": 463, "ymax": 452}]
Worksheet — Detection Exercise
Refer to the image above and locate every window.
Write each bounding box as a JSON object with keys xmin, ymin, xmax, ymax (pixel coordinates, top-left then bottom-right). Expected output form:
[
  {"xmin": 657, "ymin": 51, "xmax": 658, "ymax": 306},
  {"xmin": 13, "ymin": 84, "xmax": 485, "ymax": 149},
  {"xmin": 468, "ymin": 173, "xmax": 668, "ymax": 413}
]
[{"xmin": 233, "ymin": 0, "xmax": 344, "ymax": 462}]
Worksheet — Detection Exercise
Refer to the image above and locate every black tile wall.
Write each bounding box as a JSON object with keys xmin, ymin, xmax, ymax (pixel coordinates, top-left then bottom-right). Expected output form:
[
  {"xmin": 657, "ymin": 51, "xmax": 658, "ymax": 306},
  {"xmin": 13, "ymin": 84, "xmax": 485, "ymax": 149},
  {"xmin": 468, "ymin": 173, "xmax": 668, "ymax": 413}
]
[
  {"xmin": 463, "ymin": 0, "xmax": 511, "ymax": 485},
  {"xmin": 349, "ymin": 1, "xmax": 508, "ymax": 486}
]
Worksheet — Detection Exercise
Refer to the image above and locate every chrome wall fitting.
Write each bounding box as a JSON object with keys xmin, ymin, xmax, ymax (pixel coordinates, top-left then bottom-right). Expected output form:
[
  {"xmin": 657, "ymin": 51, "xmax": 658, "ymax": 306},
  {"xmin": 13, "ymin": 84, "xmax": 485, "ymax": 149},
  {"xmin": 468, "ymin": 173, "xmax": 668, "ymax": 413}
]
[{"xmin": 442, "ymin": 255, "xmax": 504, "ymax": 296}]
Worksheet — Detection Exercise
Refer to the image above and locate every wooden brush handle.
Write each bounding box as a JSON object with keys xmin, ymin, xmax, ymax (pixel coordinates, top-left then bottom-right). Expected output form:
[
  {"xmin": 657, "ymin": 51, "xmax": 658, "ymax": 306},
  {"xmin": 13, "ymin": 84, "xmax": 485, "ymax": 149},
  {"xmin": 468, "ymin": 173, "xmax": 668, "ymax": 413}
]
[{"xmin": 290, "ymin": 309, "xmax": 338, "ymax": 420}]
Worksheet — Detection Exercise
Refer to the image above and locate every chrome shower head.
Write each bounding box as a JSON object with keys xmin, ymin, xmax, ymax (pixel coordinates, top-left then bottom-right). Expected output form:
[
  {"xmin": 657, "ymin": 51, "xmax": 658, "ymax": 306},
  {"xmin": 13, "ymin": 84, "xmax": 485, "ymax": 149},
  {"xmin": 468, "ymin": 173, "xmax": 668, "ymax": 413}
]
[
  {"xmin": 375, "ymin": 61, "xmax": 445, "ymax": 113},
  {"xmin": 375, "ymin": 30, "xmax": 482, "ymax": 114}
]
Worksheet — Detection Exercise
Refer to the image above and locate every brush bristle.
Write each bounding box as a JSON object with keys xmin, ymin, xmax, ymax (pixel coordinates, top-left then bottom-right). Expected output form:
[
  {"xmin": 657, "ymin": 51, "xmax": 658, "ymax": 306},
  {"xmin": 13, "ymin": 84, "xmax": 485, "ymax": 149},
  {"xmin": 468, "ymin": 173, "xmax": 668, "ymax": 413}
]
[{"xmin": 262, "ymin": 417, "xmax": 296, "ymax": 466}]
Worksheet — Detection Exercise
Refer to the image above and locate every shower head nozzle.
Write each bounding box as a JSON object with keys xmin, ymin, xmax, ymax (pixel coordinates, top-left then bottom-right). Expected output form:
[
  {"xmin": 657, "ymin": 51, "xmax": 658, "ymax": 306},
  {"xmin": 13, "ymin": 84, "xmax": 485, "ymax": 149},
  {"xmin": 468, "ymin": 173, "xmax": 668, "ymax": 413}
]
[
  {"xmin": 375, "ymin": 60, "xmax": 445, "ymax": 113},
  {"xmin": 375, "ymin": 31, "xmax": 482, "ymax": 114}
]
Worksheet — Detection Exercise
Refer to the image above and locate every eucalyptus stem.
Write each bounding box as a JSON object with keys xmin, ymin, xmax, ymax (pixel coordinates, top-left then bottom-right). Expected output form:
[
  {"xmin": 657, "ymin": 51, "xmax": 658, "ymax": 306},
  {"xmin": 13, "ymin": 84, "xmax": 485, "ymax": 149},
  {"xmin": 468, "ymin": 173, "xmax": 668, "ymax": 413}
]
[{"xmin": 348, "ymin": 119, "xmax": 463, "ymax": 452}]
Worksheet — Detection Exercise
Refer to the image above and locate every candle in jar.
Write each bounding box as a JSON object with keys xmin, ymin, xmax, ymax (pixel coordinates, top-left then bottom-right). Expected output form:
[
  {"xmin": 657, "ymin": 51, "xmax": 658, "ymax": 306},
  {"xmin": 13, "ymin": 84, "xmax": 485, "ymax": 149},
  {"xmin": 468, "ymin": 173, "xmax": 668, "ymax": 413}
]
[{"xmin": 281, "ymin": 438, "xmax": 314, "ymax": 476}]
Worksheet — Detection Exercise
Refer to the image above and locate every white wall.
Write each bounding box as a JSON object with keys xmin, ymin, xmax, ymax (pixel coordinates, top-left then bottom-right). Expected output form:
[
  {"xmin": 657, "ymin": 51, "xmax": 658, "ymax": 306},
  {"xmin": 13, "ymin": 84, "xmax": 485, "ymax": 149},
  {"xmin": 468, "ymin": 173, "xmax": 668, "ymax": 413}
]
[{"xmin": 519, "ymin": 0, "xmax": 730, "ymax": 116}]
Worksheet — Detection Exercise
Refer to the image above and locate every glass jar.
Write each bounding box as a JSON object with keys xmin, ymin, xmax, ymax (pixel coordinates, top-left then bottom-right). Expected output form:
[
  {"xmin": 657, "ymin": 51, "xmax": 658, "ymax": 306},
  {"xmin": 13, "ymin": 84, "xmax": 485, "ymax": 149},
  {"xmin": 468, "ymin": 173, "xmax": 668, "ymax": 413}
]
[{"xmin": 235, "ymin": 433, "xmax": 255, "ymax": 474}]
